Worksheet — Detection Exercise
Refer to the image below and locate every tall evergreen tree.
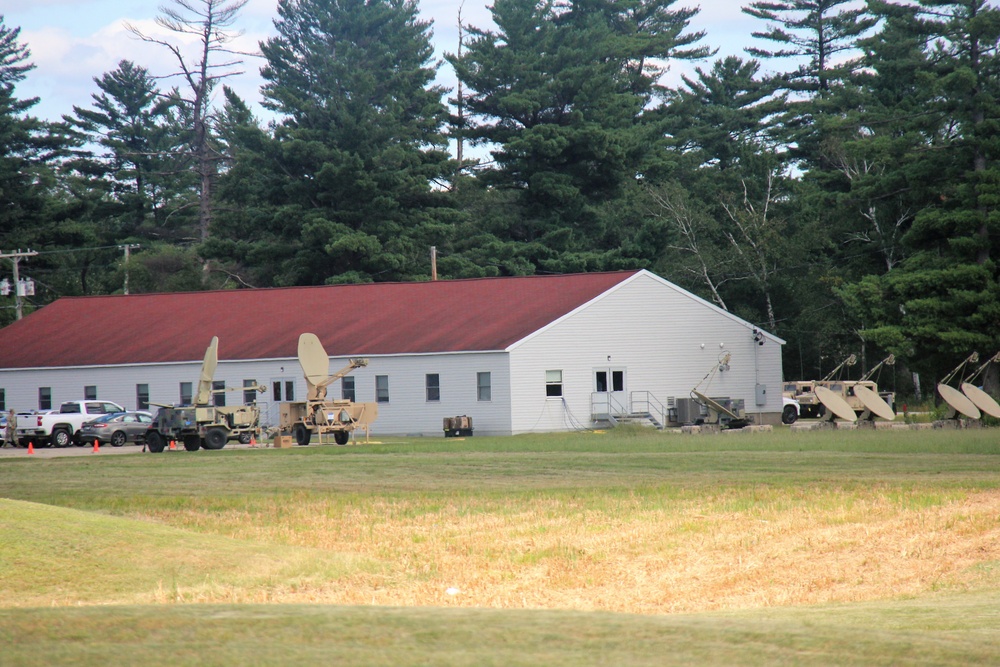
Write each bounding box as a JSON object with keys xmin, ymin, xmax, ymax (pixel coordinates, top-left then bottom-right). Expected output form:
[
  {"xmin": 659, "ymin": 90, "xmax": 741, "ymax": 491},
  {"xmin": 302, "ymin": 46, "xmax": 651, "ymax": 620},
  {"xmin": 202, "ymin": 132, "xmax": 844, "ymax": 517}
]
[
  {"xmin": 63, "ymin": 61, "xmax": 189, "ymax": 241},
  {"xmin": 0, "ymin": 16, "xmax": 60, "ymax": 245},
  {"xmin": 448, "ymin": 0, "xmax": 709, "ymax": 271},
  {"xmin": 836, "ymin": 0, "xmax": 1000, "ymax": 380},
  {"xmin": 241, "ymin": 0, "xmax": 454, "ymax": 285}
]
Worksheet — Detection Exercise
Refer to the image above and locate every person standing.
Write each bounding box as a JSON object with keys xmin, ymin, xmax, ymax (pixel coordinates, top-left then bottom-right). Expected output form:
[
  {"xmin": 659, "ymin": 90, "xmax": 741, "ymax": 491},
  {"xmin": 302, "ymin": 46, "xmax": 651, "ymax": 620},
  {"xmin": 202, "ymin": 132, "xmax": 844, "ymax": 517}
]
[{"xmin": 4, "ymin": 409, "xmax": 16, "ymax": 447}]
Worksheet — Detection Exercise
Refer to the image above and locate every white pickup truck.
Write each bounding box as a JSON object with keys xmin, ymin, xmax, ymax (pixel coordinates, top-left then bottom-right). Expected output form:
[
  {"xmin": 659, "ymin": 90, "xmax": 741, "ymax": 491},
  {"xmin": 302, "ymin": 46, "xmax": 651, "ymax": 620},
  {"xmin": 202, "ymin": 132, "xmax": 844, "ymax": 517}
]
[{"xmin": 16, "ymin": 400, "xmax": 126, "ymax": 447}]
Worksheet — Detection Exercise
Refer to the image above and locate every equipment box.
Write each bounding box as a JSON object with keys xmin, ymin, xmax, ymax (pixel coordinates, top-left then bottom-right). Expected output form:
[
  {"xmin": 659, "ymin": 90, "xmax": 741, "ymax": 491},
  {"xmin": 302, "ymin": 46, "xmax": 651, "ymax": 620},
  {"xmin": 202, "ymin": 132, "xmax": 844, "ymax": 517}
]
[
  {"xmin": 443, "ymin": 416, "xmax": 473, "ymax": 437},
  {"xmin": 273, "ymin": 435, "xmax": 293, "ymax": 448}
]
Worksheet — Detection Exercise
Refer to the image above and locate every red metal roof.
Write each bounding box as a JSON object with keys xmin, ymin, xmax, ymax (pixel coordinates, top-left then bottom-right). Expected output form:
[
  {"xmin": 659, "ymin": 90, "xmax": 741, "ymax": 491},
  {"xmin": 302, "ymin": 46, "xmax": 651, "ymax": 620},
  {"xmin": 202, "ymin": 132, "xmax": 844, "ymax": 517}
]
[{"xmin": 0, "ymin": 271, "xmax": 639, "ymax": 368}]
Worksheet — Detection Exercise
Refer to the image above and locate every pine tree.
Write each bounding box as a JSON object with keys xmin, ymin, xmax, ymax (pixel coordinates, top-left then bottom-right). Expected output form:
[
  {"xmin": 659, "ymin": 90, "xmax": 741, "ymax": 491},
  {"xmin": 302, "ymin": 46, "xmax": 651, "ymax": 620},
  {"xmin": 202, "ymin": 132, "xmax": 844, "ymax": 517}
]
[
  {"xmin": 836, "ymin": 0, "xmax": 1000, "ymax": 379},
  {"xmin": 448, "ymin": 0, "xmax": 709, "ymax": 268},
  {"xmin": 248, "ymin": 0, "xmax": 454, "ymax": 284}
]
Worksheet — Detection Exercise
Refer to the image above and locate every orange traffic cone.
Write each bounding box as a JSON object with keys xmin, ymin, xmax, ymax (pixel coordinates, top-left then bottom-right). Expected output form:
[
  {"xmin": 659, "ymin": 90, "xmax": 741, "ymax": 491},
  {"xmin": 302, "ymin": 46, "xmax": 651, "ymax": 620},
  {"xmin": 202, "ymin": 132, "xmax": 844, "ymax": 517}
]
[
  {"xmin": 92, "ymin": 439, "xmax": 100, "ymax": 453},
  {"xmin": 27, "ymin": 441, "xmax": 34, "ymax": 455},
  {"xmin": 169, "ymin": 439, "xmax": 176, "ymax": 450},
  {"xmin": 250, "ymin": 434, "xmax": 257, "ymax": 448}
]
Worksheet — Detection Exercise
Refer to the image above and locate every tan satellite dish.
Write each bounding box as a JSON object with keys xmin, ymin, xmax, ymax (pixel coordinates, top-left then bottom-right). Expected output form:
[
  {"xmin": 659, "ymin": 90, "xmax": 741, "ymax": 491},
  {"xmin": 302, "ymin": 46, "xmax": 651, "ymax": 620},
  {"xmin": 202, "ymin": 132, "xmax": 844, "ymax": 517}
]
[
  {"xmin": 853, "ymin": 384, "xmax": 895, "ymax": 421},
  {"xmin": 960, "ymin": 383, "xmax": 1000, "ymax": 418},
  {"xmin": 814, "ymin": 386, "xmax": 857, "ymax": 422},
  {"xmin": 298, "ymin": 333, "xmax": 331, "ymax": 388},
  {"xmin": 937, "ymin": 383, "xmax": 981, "ymax": 420},
  {"xmin": 194, "ymin": 336, "xmax": 219, "ymax": 405},
  {"xmin": 692, "ymin": 390, "xmax": 739, "ymax": 421}
]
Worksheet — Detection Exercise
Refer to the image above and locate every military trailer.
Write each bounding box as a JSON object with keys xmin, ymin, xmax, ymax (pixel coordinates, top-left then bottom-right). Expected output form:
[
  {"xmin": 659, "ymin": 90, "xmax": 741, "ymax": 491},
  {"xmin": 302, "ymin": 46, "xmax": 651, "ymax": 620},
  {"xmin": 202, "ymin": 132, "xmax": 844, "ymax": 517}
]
[
  {"xmin": 145, "ymin": 336, "xmax": 264, "ymax": 453},
  {"xmin": 279, "ymin": 333, "xmax": 378, "ymax": 446}
]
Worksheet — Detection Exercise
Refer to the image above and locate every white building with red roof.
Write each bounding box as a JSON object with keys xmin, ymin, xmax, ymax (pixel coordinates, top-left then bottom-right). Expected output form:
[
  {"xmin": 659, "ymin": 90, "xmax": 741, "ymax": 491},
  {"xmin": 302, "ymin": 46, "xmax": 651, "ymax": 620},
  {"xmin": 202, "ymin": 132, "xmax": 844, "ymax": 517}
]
[{"xmin": 0, "ymin": 270, "xmax": 785, "ymax": 436}]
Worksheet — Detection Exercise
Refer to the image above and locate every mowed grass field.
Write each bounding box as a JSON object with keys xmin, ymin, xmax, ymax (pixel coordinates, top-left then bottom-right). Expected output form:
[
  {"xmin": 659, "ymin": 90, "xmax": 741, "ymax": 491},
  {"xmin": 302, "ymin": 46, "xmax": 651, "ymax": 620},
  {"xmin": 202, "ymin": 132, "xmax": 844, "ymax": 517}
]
[{"xmin": 1, "ymin": 426, "xmax": 999, "ymax": 665}]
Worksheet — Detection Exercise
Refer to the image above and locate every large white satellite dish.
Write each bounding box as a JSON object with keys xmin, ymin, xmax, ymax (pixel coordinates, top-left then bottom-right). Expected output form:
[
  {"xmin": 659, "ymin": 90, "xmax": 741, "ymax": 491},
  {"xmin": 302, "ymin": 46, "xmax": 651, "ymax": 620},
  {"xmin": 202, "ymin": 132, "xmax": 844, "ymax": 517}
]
[
  {"xmin": 853, "ymin": 384, "xmax": 896, "ymax": 421},
  {"xmin": 960, "ymin": 383, "xmax": 1000, "ymax": 418},
  {"xmin": 937, "ymin": 383, "xmax": 981, "ymax": 420},
  {"xmin": 814, "ymin": 386, "xmax": 857, "ymax": 422}
]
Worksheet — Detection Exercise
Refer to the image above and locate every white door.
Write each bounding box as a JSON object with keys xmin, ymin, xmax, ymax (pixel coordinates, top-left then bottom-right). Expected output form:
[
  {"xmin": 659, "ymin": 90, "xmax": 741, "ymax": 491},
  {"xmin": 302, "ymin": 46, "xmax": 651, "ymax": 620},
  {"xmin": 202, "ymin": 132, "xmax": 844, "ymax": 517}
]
[
  {"xmin": 594, "ymin": 368, "xmax": 628, "ymax": 416},
  {"xmin": 267, "ymin": 377, "xmax": 297, "ymax": 429}
]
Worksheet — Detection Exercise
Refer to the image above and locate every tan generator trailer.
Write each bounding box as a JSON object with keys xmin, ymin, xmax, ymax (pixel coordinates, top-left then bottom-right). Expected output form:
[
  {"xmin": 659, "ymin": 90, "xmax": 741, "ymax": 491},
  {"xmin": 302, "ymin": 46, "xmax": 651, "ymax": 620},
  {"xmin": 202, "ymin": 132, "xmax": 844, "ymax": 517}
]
[
  {"xmin": 279, "ymin": 333, "xmax": 378, "ymax": 446},
  {"xmin": 145, "ymin": 336, "xmax": 265, "ymax": 452}
]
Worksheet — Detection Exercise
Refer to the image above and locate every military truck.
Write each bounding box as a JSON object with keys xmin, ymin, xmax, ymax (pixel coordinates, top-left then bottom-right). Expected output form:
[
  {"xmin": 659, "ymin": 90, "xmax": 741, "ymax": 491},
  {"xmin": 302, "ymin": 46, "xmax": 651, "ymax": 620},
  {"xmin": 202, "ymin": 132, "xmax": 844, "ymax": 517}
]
[
  {"xmin": 279, "ymin": 333, "xmax": 378, "ymax": 446},
  {"xmin": 144, "ymin": 336, "xmax": 264, "ymax": 452},
  {"xmin": 783, "ymin": 354, "xmax": 896, "ymax": 420}
]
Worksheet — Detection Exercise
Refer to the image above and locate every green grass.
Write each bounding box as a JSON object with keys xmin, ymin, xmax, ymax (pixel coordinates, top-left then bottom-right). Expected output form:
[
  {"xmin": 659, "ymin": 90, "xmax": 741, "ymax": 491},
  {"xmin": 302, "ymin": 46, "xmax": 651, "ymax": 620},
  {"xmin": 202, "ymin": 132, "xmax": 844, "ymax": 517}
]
[{"xmin": 1, "ymin": 427, "xmax": 999, "ymax": 665}]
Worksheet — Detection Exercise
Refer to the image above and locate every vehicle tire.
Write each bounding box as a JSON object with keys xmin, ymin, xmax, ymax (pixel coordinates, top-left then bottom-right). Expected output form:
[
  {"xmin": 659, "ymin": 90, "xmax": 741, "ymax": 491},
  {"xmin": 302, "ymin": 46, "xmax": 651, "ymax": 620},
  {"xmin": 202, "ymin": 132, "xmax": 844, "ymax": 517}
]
[
  {"xmin": 146, "ymin": 431, "xmax": 166, "ymax": 453},
  {"xmin": 333, "ymin": 430, "xmax": 349, "ymax": 445},
  {"xmin": 203, "ymin": 428, "xmax": 227, "ymax": 450},
  {"xmin": 183, "ymin": 435, "xmax": 201, "ymax": 451},
  {"xmin": 781, "ymin": 405, "xmax": 798, "ymax": 425},
  {"xmin": 238, "ymin": 432, "xmax": 252, "ymax": 445},
  {"xmin": 293, "ymin": 424, "xmax": 311, "ymax": 447},
  {"xmin": 110, "ymin": 430, "xmax": 127, "ymax": 447},
  {"xmin": 51, "ymin": 428, "xmax": 72, "ymax": 448}
]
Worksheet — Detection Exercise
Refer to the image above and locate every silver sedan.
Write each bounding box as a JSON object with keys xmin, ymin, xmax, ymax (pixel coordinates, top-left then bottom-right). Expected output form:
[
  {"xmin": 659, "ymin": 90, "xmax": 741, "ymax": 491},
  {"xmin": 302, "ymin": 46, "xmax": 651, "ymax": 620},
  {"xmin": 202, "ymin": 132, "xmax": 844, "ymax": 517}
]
[{"xmin": 79, "ymin": 411, "xmax": 153, "ymax": 447}]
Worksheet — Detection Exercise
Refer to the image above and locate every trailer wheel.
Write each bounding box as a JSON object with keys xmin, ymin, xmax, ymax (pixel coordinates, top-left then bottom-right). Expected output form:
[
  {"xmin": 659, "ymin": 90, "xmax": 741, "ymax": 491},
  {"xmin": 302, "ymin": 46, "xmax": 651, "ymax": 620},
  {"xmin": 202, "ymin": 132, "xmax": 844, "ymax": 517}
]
[
  {"xmin": 333, "ymin": 430, "xmax": 349, "ymax": 445},
  {"xmin": 293, "ymin": 424, "xmax": 311, "ymax": 447},
  {"xmin": 203, "ymin": 428, "xmax": 227, "ymax": 450},
  {"xmin": 183, "ymin": 435, "xmax": 201, "ymax": 451},
  {"xmin": 238, "ymin": 432, "xmax": 252, "ymax": 445},
  {"xmin": 146, "ymin": 431, "xmax": 166, "ymax": 453}
]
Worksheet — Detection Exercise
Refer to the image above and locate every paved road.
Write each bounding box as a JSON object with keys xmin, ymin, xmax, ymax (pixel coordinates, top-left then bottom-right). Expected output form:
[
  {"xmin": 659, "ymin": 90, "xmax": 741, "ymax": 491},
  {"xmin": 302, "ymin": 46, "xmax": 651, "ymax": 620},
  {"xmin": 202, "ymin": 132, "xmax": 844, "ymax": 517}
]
[{"xmin": 0, "ymin": 441, "xmax": 271, "ymax": 458}]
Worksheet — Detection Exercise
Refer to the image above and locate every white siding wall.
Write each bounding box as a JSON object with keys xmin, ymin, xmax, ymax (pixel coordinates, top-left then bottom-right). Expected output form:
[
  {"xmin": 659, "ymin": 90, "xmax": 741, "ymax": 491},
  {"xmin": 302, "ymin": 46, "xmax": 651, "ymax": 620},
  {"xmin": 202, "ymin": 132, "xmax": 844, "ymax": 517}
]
[
  {"xmin": 508, "ymin": 272, "xmax": 784, "ymax": 433},
  {"xmin": 0, "ymin": 352, "xmax": 513, "ymax": 437}
]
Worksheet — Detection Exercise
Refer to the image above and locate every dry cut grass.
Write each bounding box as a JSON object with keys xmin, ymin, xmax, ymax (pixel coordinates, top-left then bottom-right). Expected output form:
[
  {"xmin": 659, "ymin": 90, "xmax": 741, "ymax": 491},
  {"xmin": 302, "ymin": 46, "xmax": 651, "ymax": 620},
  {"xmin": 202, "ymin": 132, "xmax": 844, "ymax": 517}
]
[{"xmin": 132, "ymin": 484, "xmax": 1000, "ymax": 614}]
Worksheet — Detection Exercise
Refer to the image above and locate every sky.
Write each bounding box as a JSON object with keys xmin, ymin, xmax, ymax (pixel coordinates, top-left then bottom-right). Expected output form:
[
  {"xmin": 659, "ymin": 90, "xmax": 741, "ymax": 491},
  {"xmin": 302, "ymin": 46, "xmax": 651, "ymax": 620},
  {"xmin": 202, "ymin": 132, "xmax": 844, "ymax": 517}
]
[{"xmin": 3, "ymin": 0, "xmax": 762, "ymax": 131}]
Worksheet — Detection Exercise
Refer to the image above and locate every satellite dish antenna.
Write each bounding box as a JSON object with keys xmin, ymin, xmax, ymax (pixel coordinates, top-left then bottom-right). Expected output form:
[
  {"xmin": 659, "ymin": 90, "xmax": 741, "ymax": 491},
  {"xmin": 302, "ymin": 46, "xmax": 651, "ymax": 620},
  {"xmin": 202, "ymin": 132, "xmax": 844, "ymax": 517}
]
[
  {"xmin": 853, "ymin": 384, "xmax": 896, "ymax": 421},
  {"xmin": 937, "ymin": 383, "xmax": 981, "ymax": 420},
  {"xmin": 937, "ymin": 353, "xmax": 982, "ymax": 420},
  {"xmin": 958, "ymin": 351, "xmax": 1000, "ymax": 418},
  {"xmin": 194, "ymin": 336, "xmax": 219, "ymax": 405},
  {"xmin": 297, "ymin": 333, "xmax": 370, "ymax": 401},
  {"xmin": 298, "ymin": 333, "xmax": 332, "ymax": 397},
  {"xmin": 814, "ymin": 386, "xmax": 858, "ymax": 422},
  {"xmin": 960, "ymin": 383, "xmax": 1000, "ymax": 418}
]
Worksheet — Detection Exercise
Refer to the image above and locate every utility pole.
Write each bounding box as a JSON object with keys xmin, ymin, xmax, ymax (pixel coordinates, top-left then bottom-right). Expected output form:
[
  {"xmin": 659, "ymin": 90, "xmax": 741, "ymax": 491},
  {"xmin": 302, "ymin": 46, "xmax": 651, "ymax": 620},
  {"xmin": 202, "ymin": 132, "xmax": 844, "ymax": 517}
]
[
  {"xmin": 0, "ymin": 249, "xmax": 39, "ymax": 320},
  {"xmin": 121, "ymin": 244, "xmax": 140, "ymax": 295}
]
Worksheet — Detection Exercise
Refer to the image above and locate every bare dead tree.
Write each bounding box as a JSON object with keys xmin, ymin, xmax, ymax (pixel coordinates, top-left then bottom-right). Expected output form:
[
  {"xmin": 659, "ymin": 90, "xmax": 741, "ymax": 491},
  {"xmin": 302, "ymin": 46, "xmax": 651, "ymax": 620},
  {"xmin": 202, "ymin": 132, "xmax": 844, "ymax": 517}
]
[
  {"xmin": 719, "ymin": 170, "xmax": 785, "ymax": 332},
  {"xmin": 126, "ymin": 0, "xmax": 252, "ymax": 250},
  {"xmin": 825, "ymin": 145, "xmax": 910, "ymax": 272},
  {"xmin": 646, "ymin": 183, "xmax": 730, "ymax": 311}
]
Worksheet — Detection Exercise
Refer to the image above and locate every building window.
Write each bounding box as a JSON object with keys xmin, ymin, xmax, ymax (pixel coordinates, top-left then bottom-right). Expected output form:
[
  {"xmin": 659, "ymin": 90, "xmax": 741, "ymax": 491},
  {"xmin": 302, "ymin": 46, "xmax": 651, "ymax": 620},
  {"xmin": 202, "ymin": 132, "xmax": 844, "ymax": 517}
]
[
  {"xmin": 426, "ymin": 374, "xmax": 440, "ymax": 402},
  {"xmin": 285, "ymin": 381, "xmax": 295, "ymax": 402},
  {"xmin": 39, "ymin": 387, "xmax": 52, "ymax": 411},
  {"xmin": 136, "ymin": 384, "xmax": 150, "ymax": 410},
  {"xmin": 0, "ymin": 388, "xmax": 4, "ymax": 412},
  {"xmin": 180, "ymin": 382, "xmax": 193, "ymax": 405},
  {"xmin": 546, "ymin": 370, "xmax": 563, "ymax": 397},
  {"xmin": 375, "ymin": 375, "xmax": 389, "ymax": 403},
  {"xmin": 595, "ymin": 371, "xmax": 624, "ymax": 393},
  {"xmin": 342, "ymin": 376, "xmax": 356, "ymax": 402},
  {"xmin": 84, "ymin": 385, "xmax": 98, "ymax": 400},
  {"xmin": 243, "ymin": 379, "xmax": 258, "ymax": 404},
  {"xmin": 477, "ymin": 372, "xmax": 491, "ymax": 402},
  {"xmin": 272, "ymin": 381, "xmax": 281, "ymax": 402},
  {"xmin": 212, "ymin": 381, "xmax": 226, "ymax": 407}
]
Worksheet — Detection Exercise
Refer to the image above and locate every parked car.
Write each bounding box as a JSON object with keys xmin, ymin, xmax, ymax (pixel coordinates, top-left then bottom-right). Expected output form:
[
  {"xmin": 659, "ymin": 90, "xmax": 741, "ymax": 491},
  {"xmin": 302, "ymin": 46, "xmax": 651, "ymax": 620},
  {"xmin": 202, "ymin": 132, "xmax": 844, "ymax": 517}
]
[
  {"xmin": 79, "ymin": 411, "xmax": 153, "ymax": 447},
  {"xmin": 0, "ymin": 413, "xmax": 6, "ymax": 446}
]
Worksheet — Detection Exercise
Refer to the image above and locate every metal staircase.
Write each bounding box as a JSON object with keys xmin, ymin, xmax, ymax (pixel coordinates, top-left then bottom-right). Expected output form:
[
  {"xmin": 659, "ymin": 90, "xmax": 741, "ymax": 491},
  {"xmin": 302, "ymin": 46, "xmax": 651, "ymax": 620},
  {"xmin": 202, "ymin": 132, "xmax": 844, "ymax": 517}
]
[{"xmin": 591, "ymin": 391, "xmax": 669, "ymax": 430}]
